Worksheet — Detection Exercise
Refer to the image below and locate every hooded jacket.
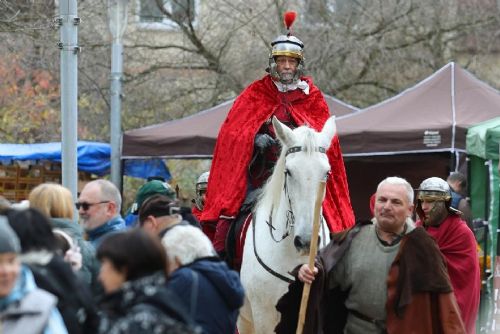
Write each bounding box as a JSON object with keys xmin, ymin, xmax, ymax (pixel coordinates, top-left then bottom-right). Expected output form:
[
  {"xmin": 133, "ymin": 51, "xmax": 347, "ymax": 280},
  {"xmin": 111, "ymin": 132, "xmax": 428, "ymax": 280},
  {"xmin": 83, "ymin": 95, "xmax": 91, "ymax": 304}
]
[
  {"xmin": 167, "ymin": 256, "xmax": 245, "ymax": 334},
  {"xmin": 0, "ymin": 265, "xmax": 68, "ymax": 334}
]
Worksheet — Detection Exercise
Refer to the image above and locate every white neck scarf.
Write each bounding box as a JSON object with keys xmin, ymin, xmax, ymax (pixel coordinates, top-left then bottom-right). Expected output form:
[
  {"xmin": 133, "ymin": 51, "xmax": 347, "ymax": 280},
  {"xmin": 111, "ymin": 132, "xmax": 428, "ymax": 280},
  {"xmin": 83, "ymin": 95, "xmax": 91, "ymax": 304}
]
[{"xmin": 273, "ymin": 79, "xmax": 310, "ymax": 95}]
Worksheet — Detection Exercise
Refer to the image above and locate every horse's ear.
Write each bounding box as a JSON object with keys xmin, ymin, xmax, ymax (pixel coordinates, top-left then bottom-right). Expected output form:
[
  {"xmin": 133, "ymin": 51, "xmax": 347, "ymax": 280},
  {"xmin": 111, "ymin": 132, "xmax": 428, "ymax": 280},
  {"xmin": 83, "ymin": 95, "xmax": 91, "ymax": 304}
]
[
  {"xmin": 272, "ymin": 116, "xmax": 294, "ymax": 146},
  {"xmin": 319, "ymin": 116, "xmax": 337, "ymax": 148}
]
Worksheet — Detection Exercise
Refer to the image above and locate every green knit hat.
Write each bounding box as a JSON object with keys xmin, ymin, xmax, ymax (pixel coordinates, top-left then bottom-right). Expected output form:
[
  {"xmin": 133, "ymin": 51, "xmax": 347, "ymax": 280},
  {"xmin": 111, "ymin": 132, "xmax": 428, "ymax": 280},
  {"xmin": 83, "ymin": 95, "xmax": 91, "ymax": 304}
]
[{"xmin": 131, "ymin": 180, "xmax": 176, "ymax": 214}]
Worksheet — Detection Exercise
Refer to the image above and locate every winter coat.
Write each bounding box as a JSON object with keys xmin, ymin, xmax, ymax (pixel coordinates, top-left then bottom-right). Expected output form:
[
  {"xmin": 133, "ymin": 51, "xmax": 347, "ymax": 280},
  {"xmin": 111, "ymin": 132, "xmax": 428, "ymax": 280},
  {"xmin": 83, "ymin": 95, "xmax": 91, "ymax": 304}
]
[
  {"xmin": 0, "ymin": 265, "xmax": 68, "ymax": 334},
  {"xmin": 99, "ymin": 271, "xmax": 199, "ymax": 334},
  {"xmin": 21, "ymin": 251, "xmax": 100, "ymax": 334},
  {"xmin": 50, "ymin": 217, "xmax": 100, "ymax": 286},
  {"xmin": 167, "ymin": 256, "xmax": 245, "ymax": 334},
  {"xmin": 86, "ymin": 216, "xmax": 126, "ymax": 248}
]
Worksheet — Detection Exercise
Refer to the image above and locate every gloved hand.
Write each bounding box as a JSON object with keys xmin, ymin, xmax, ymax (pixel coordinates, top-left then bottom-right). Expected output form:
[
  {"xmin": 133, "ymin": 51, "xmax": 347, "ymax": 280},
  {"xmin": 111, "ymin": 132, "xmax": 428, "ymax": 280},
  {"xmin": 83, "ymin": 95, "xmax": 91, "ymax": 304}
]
[{"xmin": 254, "ymin": 133, "xmax": 276, "ymax": 150}]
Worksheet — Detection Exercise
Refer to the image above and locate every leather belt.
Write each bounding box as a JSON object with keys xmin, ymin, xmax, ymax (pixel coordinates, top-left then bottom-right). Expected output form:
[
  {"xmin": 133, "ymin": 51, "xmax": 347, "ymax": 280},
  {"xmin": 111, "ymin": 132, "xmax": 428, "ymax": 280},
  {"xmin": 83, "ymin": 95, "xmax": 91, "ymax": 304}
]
[{"xmin": 349, "ymin": 309, "xmax": 387, "ymax": 333}]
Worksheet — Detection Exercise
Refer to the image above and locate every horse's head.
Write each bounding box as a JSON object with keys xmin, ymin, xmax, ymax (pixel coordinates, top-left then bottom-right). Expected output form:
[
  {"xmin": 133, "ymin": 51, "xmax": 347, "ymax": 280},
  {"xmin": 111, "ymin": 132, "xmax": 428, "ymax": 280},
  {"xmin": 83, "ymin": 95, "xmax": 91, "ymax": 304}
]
[{"xmin": 271, "ymin": 116, "xmax": 337, "ymax": 254}]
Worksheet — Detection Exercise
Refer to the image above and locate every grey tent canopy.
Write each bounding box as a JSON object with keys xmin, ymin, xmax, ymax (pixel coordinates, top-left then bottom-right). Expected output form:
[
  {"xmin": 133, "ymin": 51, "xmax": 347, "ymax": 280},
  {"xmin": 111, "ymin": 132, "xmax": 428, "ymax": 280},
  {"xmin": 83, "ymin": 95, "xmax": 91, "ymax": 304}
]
[
  {"xmin": 122, "ymin": 94, "xmax": 359, "ymax": 159},
  {"xmin": 337, "ymin": 62, "xmax": 500, "ymax": 157},
  {"xmin": 337, "ymin": 62, "xmax": 500, "ymax": 218}
]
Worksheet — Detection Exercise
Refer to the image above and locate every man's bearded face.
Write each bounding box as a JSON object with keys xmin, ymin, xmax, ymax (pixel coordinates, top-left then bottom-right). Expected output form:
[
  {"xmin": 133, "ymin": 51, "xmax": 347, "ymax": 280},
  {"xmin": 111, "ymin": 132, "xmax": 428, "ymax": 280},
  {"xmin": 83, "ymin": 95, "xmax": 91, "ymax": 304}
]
[
  {"xmin": 419, "ymin": 199, "xmax": 448, "ymax": 226},
  {"xmin": 275, "ymin": 56, "xmax": 299, "ymax": 84}
]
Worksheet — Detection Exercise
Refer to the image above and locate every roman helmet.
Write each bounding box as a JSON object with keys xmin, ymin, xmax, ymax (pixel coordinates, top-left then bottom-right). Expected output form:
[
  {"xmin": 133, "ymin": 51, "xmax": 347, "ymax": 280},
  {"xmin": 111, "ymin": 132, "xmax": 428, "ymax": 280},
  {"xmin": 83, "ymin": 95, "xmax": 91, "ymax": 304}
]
[
  {"xmin": 415, "ymin": 177, "xmax": 459, "ymax": 225},
  {"xmin": 194, "ymin": 171, "xmax": 209, "ymax": 211},
  {"xmin": 269, "ymin": 11, "xmax": 305, "ymax": 84}
]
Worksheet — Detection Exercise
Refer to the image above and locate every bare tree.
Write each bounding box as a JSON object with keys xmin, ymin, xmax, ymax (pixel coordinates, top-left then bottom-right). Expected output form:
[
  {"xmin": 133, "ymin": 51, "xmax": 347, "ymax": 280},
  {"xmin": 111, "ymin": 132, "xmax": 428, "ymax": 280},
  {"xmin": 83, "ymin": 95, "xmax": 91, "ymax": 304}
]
[
  {"xmin": 0, "ymin": 0, "xmax": 498, "ymax": 208},
  {"xmin": 1, "ymin": 0, "xmax": 498, "ymax": 137},
  {"xmin": 300, "ymin": 0, "xmax": 499, "ymax": 106},
  {"xmin": 0, "ymin": 0, "xmax": 55, "ymax": 33}
]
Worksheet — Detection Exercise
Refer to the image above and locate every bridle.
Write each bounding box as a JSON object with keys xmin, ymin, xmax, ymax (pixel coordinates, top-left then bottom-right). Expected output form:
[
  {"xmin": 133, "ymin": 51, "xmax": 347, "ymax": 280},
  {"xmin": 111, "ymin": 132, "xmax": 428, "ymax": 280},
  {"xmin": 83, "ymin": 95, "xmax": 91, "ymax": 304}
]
[
  {"xmin": 266, "ymin": 145, "xmax": 327, "ymax": 242},
  {"xmin": 252, "ymin": 145, "xmax": 327, "ymax": 283}
]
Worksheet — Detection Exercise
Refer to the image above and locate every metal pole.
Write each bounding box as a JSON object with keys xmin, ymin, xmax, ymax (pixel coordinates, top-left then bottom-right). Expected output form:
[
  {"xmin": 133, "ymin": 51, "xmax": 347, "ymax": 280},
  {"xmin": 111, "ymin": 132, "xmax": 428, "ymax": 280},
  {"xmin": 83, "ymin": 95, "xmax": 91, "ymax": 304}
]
[
  {"xmin": 59, "ymin": 0, "xmax": 79, "ymax": 201},
  {"xmin": 108, "ymin": 0, "xmax": 128, "ymax": 190},
  {"xmin": 110, "ymin": 42, "xmax": 123, "ymax": 189}
]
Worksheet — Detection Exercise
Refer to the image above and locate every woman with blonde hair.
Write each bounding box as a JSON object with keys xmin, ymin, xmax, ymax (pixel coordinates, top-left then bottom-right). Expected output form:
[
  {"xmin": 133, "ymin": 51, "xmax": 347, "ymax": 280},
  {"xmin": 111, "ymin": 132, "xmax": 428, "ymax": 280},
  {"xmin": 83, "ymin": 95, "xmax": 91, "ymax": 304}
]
[
  {"xmin": 29, "ymin": 183, "xmax": 99, "ymax": 286},
  {"xmin": 29, "ymin": 182, "xmax": 74, "ymax": 219}
]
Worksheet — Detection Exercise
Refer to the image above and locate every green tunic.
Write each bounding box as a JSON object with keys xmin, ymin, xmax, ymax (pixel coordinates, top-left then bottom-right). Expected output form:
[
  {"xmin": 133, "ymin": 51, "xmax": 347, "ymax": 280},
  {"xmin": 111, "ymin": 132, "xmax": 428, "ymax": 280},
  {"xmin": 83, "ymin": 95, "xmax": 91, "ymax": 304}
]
[{"xmin": 330, "ymin": 222, "xmax": 415, "ymax": 333}]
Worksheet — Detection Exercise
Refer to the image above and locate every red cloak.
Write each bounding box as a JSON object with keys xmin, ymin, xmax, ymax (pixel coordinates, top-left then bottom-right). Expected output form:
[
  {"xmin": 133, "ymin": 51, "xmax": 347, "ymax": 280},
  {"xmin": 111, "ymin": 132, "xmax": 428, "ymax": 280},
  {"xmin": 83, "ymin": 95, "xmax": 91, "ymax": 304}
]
[
  {"xmin": 201, "ymin": 75, "xmax": 354, "ymax": 232},
  {"xmin": 416, "ymin": 215, "xmax": 480, "ymax": 333}
]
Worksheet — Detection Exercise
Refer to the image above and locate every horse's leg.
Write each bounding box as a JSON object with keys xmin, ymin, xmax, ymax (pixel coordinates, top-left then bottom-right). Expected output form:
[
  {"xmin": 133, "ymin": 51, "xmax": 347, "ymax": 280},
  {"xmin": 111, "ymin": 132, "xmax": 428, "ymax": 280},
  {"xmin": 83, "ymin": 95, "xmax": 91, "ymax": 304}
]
[
  {"xmin": 237, "ymin": 295, "xmax": 255, "ymax": 334},
  {"xmin": 251, "ymin": 297, "xmax": 281, "ymax": 334},
  {"xmin": 239, "ymin": 223, "xmax": 256, "ymax": 334}
]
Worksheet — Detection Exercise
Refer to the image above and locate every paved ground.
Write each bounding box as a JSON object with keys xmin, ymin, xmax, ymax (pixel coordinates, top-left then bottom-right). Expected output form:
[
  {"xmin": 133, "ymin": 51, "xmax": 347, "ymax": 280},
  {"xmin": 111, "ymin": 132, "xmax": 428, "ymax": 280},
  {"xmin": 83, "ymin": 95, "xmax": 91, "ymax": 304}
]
[{"xmin": 478, "ymin": 277, "xmax": 497, "ymax": 333}]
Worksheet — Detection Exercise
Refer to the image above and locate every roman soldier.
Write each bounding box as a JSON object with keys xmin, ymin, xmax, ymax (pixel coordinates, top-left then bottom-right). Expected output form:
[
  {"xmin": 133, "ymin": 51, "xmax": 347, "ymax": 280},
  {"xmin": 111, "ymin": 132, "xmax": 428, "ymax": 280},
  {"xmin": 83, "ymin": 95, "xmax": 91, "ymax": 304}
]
[
  {"xmin": 201, "ymin": 11, "xmax": 354, "ymax": 258},
  {"xmin": 415, "ymin": 177, "xmax": 480, "ymax": 333}
]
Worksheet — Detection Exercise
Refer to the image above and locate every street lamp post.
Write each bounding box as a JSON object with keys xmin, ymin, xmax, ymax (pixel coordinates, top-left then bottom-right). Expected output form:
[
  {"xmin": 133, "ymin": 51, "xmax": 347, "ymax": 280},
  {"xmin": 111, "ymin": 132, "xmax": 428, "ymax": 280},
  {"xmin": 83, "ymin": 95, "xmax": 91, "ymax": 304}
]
[{"xmin": 108, "ymin": 0, "xmax": 128, "ymax": 191}]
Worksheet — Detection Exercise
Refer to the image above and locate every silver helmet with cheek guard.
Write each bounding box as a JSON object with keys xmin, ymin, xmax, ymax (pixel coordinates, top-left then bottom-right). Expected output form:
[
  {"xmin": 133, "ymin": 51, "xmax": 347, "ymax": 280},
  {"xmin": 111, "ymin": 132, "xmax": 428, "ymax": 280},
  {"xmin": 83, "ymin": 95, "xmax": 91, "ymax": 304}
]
[
  {"xmin": 416, "ymin": 177, "xmax": 452, "ymax": 201},
  {"xmin": 415, "ymin": 177, "xmax": 458, "ymax": 224},
  {"xmin": 194, "ymin": 171, "xmax": 209, "ymax": 211}
]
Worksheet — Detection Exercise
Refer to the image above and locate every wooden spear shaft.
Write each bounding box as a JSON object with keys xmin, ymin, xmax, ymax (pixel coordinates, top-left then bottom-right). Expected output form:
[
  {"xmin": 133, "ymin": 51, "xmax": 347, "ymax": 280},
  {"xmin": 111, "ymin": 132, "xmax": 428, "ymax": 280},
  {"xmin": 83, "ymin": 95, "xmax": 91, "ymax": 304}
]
[{"xmin": 296, "ymin": 180, "xmax": 327, "ymax": 334}]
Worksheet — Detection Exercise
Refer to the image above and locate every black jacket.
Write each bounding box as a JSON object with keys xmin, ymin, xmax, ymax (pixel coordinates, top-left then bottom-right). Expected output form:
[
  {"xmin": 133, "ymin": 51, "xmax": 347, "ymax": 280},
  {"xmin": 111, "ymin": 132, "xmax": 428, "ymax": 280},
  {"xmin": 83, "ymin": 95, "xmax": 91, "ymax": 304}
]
[
  {"xmin": 24, "ymin": 251, "xmax": 100, "ymax": 334},
  {"xmin": 99, "ymin": 271, "xmax": 199, "ymax": 334}
]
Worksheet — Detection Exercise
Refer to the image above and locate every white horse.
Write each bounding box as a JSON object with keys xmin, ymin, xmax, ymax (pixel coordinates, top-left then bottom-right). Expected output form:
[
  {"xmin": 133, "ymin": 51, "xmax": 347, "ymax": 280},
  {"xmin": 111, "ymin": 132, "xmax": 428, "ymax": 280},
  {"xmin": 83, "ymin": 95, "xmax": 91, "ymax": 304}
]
[{"xmin": 238, "ymin": 116, "xmax": 337, "ymax": 334}]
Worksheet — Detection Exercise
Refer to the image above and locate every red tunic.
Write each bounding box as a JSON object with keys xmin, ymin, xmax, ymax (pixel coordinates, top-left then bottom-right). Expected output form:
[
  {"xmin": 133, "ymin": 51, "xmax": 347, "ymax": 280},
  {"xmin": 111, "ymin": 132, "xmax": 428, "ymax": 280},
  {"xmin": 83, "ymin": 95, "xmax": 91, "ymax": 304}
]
[
  {"xmin": 200, "ymin": 75, "xmax": 354, "ymax": 234},
  {"xmin": 416, "ymin": 215, "xmax": 480, "ymax": 334},
  {"xmin": 193, "ymin": 206, "xmax": 216, "ymax": 241}
]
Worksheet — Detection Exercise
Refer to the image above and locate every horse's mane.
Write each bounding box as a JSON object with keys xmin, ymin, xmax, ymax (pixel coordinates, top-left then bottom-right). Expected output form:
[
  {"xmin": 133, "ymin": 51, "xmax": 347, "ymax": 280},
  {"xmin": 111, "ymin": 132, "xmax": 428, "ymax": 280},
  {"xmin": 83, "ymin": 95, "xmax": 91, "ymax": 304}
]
[{"xmin": 257, "ymin": 126, "xmax": 320, "ymax": 214}]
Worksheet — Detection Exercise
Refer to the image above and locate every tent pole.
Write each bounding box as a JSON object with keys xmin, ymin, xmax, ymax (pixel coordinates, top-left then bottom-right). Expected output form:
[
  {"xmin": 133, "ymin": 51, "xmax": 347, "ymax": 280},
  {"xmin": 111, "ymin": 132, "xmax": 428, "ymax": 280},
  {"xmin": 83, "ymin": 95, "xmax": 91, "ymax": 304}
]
[
  {"xmin": 449, "ymin": 151, "xmax": 456, "ymax": 174},
  {"xmin": 485, "ymin": 161, "xmax": 491, "ymax": 220},
  {"xmin": 466, "ymin": 156, "xmax": 471, "ymax": 198},
  {"xmin": 498, "ymin": 152, "xmax": 500, "ymax": 257},
  {"xmin": 120, "ymin": 159, "xmax": 124, "ymax": 195},
  {"xmin": 498, "ymin": 173, "xmax": 500, "ymax": 257}
]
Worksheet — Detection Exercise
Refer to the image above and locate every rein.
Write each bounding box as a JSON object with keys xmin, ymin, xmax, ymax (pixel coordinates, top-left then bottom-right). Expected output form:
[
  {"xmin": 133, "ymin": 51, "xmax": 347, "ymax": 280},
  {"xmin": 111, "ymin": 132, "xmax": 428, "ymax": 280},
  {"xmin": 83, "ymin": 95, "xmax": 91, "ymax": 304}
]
[
  {"xmin": 252, "ymin": 217, "xmax": 294, "ymax": 284},
  {"xmin": 266, "ymin": 173, "xmax": 295, "ymax": 242},
  {"xmin": 252, "ymin": 144, "xmax": 327, "ymax": 284}
]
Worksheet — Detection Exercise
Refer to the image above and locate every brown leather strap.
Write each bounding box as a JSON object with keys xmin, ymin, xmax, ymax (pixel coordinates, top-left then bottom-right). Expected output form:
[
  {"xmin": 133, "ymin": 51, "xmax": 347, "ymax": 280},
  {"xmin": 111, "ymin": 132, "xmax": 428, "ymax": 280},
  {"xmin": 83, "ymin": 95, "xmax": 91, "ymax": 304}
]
[{"xmin": 349, "ymin": 309, "xmax": 387, "ymax": 333}]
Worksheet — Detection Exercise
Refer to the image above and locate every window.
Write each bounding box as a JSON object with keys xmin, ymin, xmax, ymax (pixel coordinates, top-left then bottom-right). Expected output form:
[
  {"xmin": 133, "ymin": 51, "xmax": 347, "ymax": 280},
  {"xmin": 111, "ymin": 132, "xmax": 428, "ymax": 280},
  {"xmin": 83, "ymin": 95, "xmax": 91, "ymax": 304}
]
[
  {"xmin": 139, "ymin": 0, "xmax": 164, "ymax": 23},
  {"xmin": 138, "ymin": 0, "xmax": 196, "ymax": 28}
]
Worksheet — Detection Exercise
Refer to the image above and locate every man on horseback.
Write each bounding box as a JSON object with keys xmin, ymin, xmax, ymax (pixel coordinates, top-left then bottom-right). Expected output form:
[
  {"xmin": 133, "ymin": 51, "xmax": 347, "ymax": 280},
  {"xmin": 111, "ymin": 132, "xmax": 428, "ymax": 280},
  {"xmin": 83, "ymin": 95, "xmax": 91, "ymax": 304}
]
[{"xmin": 200, "ymin": 11, "xmax": 354, "ymax": 261}]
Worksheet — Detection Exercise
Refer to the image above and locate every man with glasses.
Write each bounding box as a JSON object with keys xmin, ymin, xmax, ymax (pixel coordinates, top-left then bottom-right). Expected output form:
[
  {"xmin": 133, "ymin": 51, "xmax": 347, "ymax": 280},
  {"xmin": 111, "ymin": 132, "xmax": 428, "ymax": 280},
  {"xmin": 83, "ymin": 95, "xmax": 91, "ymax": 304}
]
[{"xmin": 77, "ymin": 179, "xmax": 126, "ymax": 248}]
